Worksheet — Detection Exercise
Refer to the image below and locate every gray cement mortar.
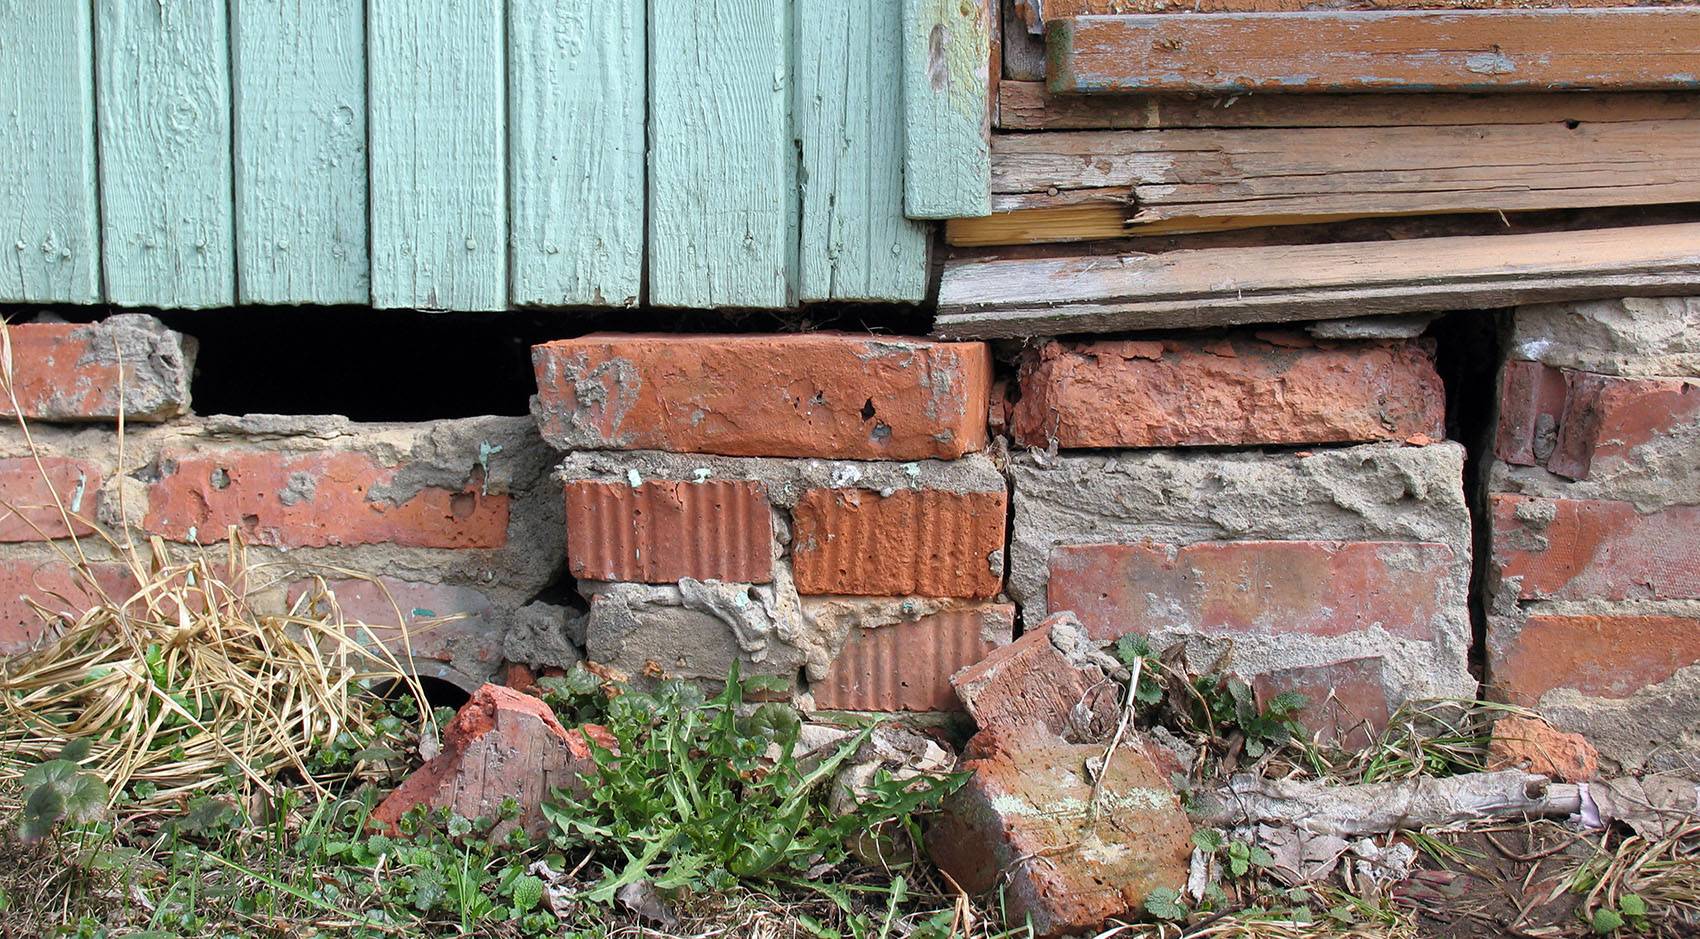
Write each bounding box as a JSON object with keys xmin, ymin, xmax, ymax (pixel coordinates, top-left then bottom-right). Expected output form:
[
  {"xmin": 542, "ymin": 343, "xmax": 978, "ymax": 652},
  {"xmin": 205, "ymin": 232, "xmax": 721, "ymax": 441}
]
[
  {"xmin": 1509, "ymin": 296, "xmax": 1700, "ymax": 378},
  {"xmin": 555, "ymin": 449, "xmax": 1005, "ymax": 507},
  {"xmin": 1009, "ymin": 442, "xmax": 1475, "ymax": 701},
  {"xmin": 65, "ymin": 314, "xmax": 197, "ymax": 421},
  {"xmin": 1539, "ymin": 664, "xmax": 1700, "ymax": 775},
  {"xmin": 0, "ymin": 415, "xmax": 566, "ymax": 688},
  {"xmin": 1306, "ymin": 313, "xmax": 1436, "ymax": 340}
]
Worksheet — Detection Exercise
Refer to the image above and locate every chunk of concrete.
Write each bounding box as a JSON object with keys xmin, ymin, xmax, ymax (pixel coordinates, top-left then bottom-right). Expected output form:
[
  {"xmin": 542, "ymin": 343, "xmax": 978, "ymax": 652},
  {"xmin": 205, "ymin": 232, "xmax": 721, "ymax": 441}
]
[
  {"xmin": 1510, "ymin": 296, "xmax": 1700, "ymax": 378},
  {"xmin": 371, "ymin": 684, "xmax": 610, "ymax": 839},
  {"xmin": 928, "ymin": 723, "xmax": 1192, "ymax": 938}
]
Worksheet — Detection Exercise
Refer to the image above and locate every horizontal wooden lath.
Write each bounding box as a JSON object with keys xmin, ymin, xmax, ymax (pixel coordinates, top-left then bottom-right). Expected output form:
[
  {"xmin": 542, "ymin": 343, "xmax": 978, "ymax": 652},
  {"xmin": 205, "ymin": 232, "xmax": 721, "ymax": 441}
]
[
  {"xmin": 933, "ymin": 221, "xmax": 1700, "ymax": 338},
  {"xmin": 1047, "ymin": 9, "xmax": 1700, "ymax": 94},
  {"xmin": 996, "ymin": 82, "xmax": 1700, "ymax": 131},
  {"xmin": 947, "ymin": 119, "xmax": 1700, "ymax": 245}
]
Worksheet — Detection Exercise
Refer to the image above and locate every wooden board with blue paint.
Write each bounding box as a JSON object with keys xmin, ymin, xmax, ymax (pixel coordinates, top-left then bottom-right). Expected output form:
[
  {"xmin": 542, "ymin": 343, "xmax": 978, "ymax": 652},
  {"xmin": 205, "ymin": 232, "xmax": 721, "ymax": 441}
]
[
  {"xmin": 901, "ymin": 0, "xmax": 992, "ymax": 219},
  {"xmin": 508, "ymin": 0, "xmax": 645, "ymax": 308},
  {"xmin": 796, "ymin": 0, "xmax": 933, "ymax": 302},
  {"xmin": 1047, "ymin": 9, "xmax": 1700, "ymax": 94},
  {"xmin": 95, "ymin": 0, "xmax": 235, "ymax": 308},
  {"xmin": 368, "ymin": 0, "xmax": 506, "ymax": 311},
  {"xmin": 647, "ymin": 1, "xmax": 796, "ymax": 308},
  {"xmin": 0, "ymin": 1, "xmax": 100, "ymax": 303},
  {"xmin": 232, "ymin": 0, "xmax": 368, "ymax": 305}
]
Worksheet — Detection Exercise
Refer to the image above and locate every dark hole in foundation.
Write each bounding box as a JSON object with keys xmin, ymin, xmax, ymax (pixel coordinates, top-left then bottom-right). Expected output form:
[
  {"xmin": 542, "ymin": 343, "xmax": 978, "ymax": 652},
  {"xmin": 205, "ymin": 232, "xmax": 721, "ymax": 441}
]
[{"xmin": 375, "ymin": 675, "xmax": 472, "ymax": 711}]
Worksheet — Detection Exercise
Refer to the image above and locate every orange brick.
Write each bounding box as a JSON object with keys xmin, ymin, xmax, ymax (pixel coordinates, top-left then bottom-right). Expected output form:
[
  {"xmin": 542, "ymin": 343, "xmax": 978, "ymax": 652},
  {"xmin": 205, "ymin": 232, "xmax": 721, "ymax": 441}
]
[
  {"xmin": 810, "ymin": 603, "xmax": 1013, "ymax": 711},
  {"xmin": 0, "ymin": 457, "xmax": 100, "ymax": 541},
  {"xmin": 0, "ymin": 317, "xmax": 192, "ymax": 421},
  {"xmin": 532, "ymin": 333, "xmax": 993, "ymax": 459},
  {"xmin": 1011, "ymin": 335, "xmax": 1444, "ymax": 449},
  {"xmin": 1252, "ymin": 657, "xmax": 1391, "ymax": 749},
  {"xmin": 1491, "ymin": 614, "xmax": 1700, "ymax": 702},
  {"xmin": 143, "ymin": 451, "xmax": 508, "ymax": 549},
  {"xmin": 286, "ymin": 577, "xmax": 502, "ymax": 665},
  {"xmin": 1048, "ymin": 541, "xmax": 1455, "ymax": 641},
  {"xmin": 792, "ymin": 488, "xmax": 1005, "ymax": 598},
  {"xmin": 0, "ymin": 560, "xmax": 137, "ymax": 654},
  {"xmin": 564, "ymin": 479, "xmax": 772, "ymax": 583},
  {"xmin": 1492, "ymin": 496, "xmax": 1700, "ymax": 601}
]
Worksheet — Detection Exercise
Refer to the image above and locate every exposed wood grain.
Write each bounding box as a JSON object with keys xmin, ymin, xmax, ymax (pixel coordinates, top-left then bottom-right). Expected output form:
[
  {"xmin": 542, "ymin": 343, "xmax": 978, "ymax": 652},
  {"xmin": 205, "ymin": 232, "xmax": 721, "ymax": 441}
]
[
  {"xmin": 648, "ymin": 1, "xmax": 795, "ymax": 308},
  {"xmin": 95, "ymin": 0, "xmax": 235, "ymax": 308},
  {"xmin": 949, "ymin": 120, "xmax": 1700, "ymax": 244},
  {"xmin": 369, "ymin": 0, "xmax": 506, "ymax": 311},
  {"xmin": 1049, "ymin": 10, "xmax": 1700, "ymax": 94},
  {"xmin": 232, "ymin": 0, "xmax": 367, "ymax": 305},
  {"xmin": 797, "ymin": 0, "xmax": 933, "ymax": 302},
  {"xmin": 933, "ymin": 222, "xmax": 1700, "ymax": 338},
  {"xmin": 903, "ymin": 0, "xmax": 993, "ymax": 218},
  {"xmin": 509, "ymin": 0, "xmax": 644, "ymax": 308},
  {"xmin": 1, "ymin": 2, "xmax": 99, "ymax": 303},
  {"xmin": 1002, "ymin": 0, "xmax": 1048, "ymax": 80},
  {"xmin": 997, "ymin": 81, "xmax": 1700, "ymax": 131}
]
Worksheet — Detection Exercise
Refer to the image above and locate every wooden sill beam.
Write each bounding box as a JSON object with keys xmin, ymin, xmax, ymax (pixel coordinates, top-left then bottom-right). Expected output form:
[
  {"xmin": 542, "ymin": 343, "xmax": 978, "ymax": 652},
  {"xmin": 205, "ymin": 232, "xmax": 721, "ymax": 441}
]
[
  {"xmin": 933, "ymin": 221, "xmax": 1700, "ymax": 338},
  {"xmin": 1047, "ymin": 9, "xmax": 1700, "ymax": 95}
]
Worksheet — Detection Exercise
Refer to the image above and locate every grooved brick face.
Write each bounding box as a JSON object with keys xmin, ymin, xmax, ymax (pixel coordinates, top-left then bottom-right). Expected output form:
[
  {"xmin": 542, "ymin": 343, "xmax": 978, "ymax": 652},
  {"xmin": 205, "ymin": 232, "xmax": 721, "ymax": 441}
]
[
  {"xmin": 143, "ymin": 451, "xmax": 509, "ymax": 549},
  {"xmin": 0, "ymin": 457, "xmax": 101, "ymax": 541},
  {"xmin": 1010, "ymin": 334, "xmax": 1445, "ymax": 449},
  {"xmin": 792, "ymin": 488, "xmax": 1006, "ymax": 597},
  {"xmin": 531, "ymin": 333, "xmax": 993, "ymax": 459},
  {"xmin": 1048, "ymin": 541, "xmax": 1455, "ymax": 642},
  {"xmin": 810, "ymin": 603, "xmax": 1014, "ymax": 711},
  {"xmin": 1491, "ymin": 496, "xmax": 1700, "ymax": 601},
  {"xmin": 1492, "ymin": 614, "xmax": 1700, "ymax": 702},
  {"xmin": 564, "ymin": 479, "xmax": 772, "ymax": 584},
  {"xmin": 0, "ymin": 560, "xmax": 137, "ymax": 654}
]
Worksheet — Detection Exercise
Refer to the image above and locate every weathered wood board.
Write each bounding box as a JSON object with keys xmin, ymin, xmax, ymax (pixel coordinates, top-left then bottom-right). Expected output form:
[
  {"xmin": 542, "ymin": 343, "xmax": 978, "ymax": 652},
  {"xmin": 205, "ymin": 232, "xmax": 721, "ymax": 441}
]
[
  {"xmin": 950, "ymin": 120, "xmax": 1700, "ymax": 244},
  {"xmin": 95, "ymin": 0, "xmax": 235, "ymax": 308},
  {"xmin": 232, "ymin": 0, "xmax": 368, "ymax": 305},
  {"xmin": 997, "ymin": 81, "xmax": 1700, "ymax": 131},
  {"xmin": 509, "ymin": 0, "xmax": 644, "ymax": 307},
  {"xmin": 902, "ymin": 0, "xmax": 993, "ymax": 218},
  {"xmin": 648, "ymin": 1, "xmax": 796, "ymax": 307},
  {"xmin": 369, "ymin": 0, "xmax": 506, "ymax": 310},
  {"xmin": 934, "ymin": 222, "xmax": 1700, "ymax": 338},
  {"xmin": 797, "ymin": 0, "xmax": 934, "ymax": 302},
  {"xmin": 1048, "ymin": 10, "xmax": 1700, "ymax": 94},
  {"xmin": 1, "ymin": 2, "xmax": 100, "ymax": 303}
]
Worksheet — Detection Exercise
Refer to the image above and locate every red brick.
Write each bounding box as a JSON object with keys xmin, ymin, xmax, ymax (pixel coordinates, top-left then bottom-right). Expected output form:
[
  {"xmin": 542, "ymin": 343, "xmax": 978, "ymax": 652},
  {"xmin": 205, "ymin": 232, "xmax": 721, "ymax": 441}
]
[
  {"xmin": 1487, "ymin": 715, "xmax": 1599, "ymax": 782},
  {"xmin": 1252, "ymin": 657, "xmax": 1391, "ymax": 749},
  {"xmin": 951, "ymin": 613, "xmax": 1120, "ymax": 738},
  {"xmin": 1048, "ymin": 540, "xmax": 1455, "ymax": 642},
  {"xmin": 143, "ymin": 451, "xmax": 508, "ymax": 549},
  {"xmin": 1495, "ymin": 360, "xmax": 1570, "ymax": 466},
  {"xmin": 0, "ymin": 457, "xmax": 100, "ymax": 541},
  {"xmin": 0, "ymin": 560, "xmax": 137, "ymax": 654},
  {"xmin": 286, "ymin": 577, "xmax": 501, "ymax": 665},
  {"xmin": 532, "ymin": 333, "xmax": 992, "ymax": 459},
  {"xmin": 564, "ymin": 479, "xmax": 771, "ymax": 584},
  {"xmin": 1010, "ymin": 335, "xmax": 1444, "ymax": 449},
  {"xmin": 1548, "ymin": 372, "xmax": 1700, "ymax": 480},
  {"xmin": 1492, "ymin": 496, "xmax": 1700, "ymax": 601},
  {"xmin": 792, "ymin": 488, "xmax": 1005, "ymax": 598},
  {"xmin": 810, "ymin": 603, "xmax": 1014, "ymax": 711},
  {"xmin": 371, "ymin": 684, "xmax": 612, "ymax": 839},
  {"xmin": 0, "ymin": 317, "xmax": 192, "ymax": 421},
  {"xmin": 927, "ymin": 724, "xmax": 1191, "ymax": 939},
  {"xmin": 1492, "ymin": 614, "xmax": 1700, "ymax": 702}
]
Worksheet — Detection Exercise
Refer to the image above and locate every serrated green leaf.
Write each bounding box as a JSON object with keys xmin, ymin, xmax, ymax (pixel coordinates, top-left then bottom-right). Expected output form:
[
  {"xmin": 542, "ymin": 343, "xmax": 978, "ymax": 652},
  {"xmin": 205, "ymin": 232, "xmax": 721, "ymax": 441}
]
[
  {"xmin": 1619, "ymin": 895, "xmax": 1647, "ymax": 918},
  {"xmin": 1592, "ymin": 908, "xmax": 1624, "ymax": 933},
  {"xmin": 1144, "ymin": 887, "xmax": 1188, "ymax": 921},
  {"xmin": 1113, "ymin": 634, "xmax": 1150, "ymax": 665},
  {"xmin": 1191, "ymin": 829, "xmax": 1223, "ymax": 852},
  {"xmin": 510, "ymin": 874, "xmax": 544, "ymax": 912}
]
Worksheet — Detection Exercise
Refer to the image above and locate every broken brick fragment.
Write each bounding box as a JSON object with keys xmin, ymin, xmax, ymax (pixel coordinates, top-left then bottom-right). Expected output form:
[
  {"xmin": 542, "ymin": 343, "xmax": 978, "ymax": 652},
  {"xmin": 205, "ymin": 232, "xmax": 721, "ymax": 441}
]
[
  {"xmin": 1488, "ymin": 715, "xmax": 1599, "ymax": 782},
  {"xmin": 372, "ymin": 683, "xmax": 610, "ymax": 839},
  {"xmin": 950, "ymin": 612, "xmax": 1119, "ymax": 741}
]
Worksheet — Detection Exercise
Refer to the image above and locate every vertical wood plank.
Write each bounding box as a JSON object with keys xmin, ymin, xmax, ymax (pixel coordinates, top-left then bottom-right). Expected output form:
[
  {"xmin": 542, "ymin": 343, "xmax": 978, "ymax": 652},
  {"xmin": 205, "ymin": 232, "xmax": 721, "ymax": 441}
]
[
  {"xmin": 95, "ymin": 0, "xmax": 235, "ymax": 307},
  {"xmin": 902, "ymin": 0, "xmax": 992, "ymax": 218},
  {"xmin": 232, "ymin": 0, "xmax": 368, "ymax": 305},
  {"xmin": 648, "ymin": 0, "xmax": 795, "ymax": 308},
  {"xmin": 368, "ymin": 0, "xmax": 506, "ymax": 311},
  {"xmin": 0, "ymin": 1, "xmax": 100, "ymax": 303},
  {"xmin": 508, "ymin": 0, "xmax": 645, "ymax": 308},
  {"xmin": 796, "ymin": 0, "xmax": 931, "ymax": 302}
]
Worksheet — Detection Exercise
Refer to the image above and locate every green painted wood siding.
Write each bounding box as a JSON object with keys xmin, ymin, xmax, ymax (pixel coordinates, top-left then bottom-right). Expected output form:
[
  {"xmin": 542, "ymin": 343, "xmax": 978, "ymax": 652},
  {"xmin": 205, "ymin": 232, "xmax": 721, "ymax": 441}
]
[{"xmin": 1, "ymin": 3, "xmax": 951, "ymax": 311}]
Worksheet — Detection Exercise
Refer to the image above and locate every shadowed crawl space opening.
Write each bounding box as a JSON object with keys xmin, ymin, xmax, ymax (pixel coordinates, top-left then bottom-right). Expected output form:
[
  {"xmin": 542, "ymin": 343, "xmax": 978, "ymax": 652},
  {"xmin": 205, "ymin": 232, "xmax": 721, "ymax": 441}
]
[{"xmin": 114, "ymin": 304, "xmax": 933, "ymax": 421}]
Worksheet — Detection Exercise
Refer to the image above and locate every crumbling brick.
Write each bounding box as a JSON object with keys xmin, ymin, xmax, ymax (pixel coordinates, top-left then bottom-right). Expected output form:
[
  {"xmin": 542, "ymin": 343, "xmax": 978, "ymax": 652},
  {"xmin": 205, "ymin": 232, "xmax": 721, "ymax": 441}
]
[
  {"xmin": 1490, "ymin": 614, "xmax": 1700, "ymax": 704},
  {"xmin": 0, "ymin": 457, "xmax": 100, "ymax": 541},
  {"xmin": 809, "ymin": 602, "xmax": 1013, "ymax": 711},
  {"xmin": 950, "ymin": 613, "xmax": 1119, "ymax": 740},
  {"xmin": 1252, "ymin": 657, "xmax": 1392, "ymax": 750},
  {"xmin": 0, "ymin": 315, "xmax": 195, "ymax": 422},
  {"xmin": 1491, "ymin": 496, "xmax": 1700, "ymax": 601},
  {"xmin": 0, "ymin": 559, "xmax": 136, "ymax": 654}
]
